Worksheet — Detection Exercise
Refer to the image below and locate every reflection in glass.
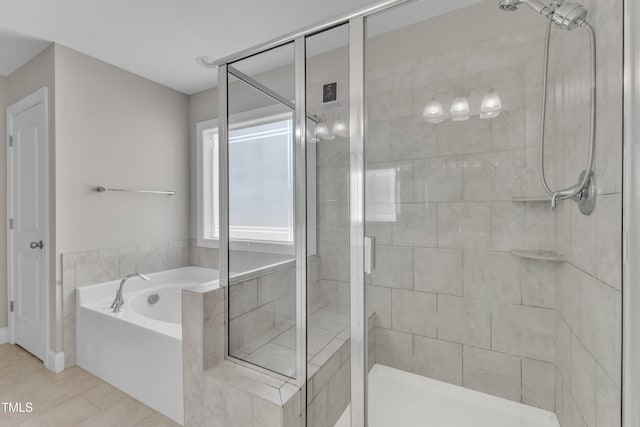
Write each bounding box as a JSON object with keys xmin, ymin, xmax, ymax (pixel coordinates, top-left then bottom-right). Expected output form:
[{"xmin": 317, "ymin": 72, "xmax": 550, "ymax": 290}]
[{"xmin": 226, "ymin": 47, "xmax": 297, "ymax": 378}]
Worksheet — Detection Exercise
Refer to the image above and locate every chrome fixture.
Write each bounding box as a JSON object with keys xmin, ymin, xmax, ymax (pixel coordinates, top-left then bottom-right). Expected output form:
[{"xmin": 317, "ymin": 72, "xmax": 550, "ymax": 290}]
[
  {"xmin": 96, "ymin": 186, "xmax": 176, "ymax": 196},
  {"xmin": 111, "ymin": 273, "xmax": 150, "ymax": 312},
  {"xmin": 498, "ymin": 0, "xmax": 588, "ymax": 30},
  {"xmin": 499, "ymin": 0, "xmax": 596, "ymax": 215},
  {"xmin": 147, "ymin": 293, "xmax": 160, "ymax": 305}
]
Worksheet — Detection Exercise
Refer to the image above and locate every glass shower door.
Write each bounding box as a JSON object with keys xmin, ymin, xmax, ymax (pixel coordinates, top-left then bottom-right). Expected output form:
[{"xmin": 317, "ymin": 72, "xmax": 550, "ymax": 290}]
[
  {"xmin": 222, "ymin": 43, "xmax": 301, "ymax": 378},
  {"xmin": 305, "ymin": 23, "xmax": 353, "ymax": 427},
  {"xmin": 360, "ymin": 1, "xmax": 558, "ymax": 426}
]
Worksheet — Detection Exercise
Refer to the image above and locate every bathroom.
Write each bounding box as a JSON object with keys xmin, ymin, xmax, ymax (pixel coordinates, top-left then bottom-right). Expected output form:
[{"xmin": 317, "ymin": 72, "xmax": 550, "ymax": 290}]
[{"xmin": 0, "ymin": 0, "xmax": 635, "ymax": 425}]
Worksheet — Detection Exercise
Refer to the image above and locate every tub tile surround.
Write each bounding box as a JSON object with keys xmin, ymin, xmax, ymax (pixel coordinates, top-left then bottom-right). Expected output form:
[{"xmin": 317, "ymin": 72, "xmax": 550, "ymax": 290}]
[
  {"xmin": 182, "ymin": 278, "xmax": 373, "ymax": 427},
  {"xmin": 182, "ymin": 285, "xmax": 303, "ymax": 427},
  {"xmin": 62, "ymin": 239, "xmax": 217, "ymax": 367}
]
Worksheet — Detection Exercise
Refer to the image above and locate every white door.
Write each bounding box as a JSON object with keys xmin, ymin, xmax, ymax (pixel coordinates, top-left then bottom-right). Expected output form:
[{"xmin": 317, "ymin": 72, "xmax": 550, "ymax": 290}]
[{"xmin": 7, "ymin": 88, "xmax": 48, "ymax": 361}]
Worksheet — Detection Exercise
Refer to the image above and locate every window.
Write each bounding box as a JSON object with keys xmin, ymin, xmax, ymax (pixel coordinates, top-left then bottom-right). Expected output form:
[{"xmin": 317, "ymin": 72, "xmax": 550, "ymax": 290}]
[{"xmin": 197, "ymin": 111, "xmax": 297, "ymax": 248}]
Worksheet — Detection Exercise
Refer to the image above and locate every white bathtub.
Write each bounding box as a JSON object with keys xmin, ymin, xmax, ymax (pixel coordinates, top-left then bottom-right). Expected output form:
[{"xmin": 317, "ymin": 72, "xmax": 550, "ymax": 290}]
[{"xmin": 76, "ymin": 267, "xmax": 219, "ymax": 425}]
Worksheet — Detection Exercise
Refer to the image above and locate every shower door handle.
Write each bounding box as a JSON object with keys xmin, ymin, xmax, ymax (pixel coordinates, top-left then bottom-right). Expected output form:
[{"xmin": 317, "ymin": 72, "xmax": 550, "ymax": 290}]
[{"xmin": 364, "ymin": 236, "xmax": 375, "ymax": 274}]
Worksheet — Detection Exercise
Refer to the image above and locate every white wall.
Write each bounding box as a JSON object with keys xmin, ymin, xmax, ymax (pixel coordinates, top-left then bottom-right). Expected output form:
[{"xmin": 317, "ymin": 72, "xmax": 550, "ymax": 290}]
[
  {"xmin": 0, "ymin": 76, "xmax": 7, "ymax": 331},
  {"xmin": 55, "ymin": 45, "xmax": 190, "ymax": 255}
]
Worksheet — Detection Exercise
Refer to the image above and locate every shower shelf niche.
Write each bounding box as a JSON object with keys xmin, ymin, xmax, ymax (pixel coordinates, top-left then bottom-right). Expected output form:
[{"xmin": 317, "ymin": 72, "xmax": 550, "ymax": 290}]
[{"xmin": 509, "ymin": 248, "xmax": 565, "ymax": 262}]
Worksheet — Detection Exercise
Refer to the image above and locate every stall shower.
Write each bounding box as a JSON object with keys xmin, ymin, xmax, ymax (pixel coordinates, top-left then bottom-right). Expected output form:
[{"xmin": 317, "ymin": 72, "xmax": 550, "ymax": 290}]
[{"xmin": 211, "ymin": 0, "xmax": 622, "ymax": 426}]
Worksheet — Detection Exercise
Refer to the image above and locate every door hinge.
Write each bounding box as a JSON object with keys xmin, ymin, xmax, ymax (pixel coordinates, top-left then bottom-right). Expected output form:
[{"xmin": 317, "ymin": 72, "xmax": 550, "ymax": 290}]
[
  {"xmin": 9, "ymin": 301, "xmax": 14, "ymax": 312},
  {"xmin": 8, "ymin": 135, "xmax": 12, "ymax": 147},
  {"xmin": 9, "ymin": 218, "xmax": 13, "ymax": 230}
]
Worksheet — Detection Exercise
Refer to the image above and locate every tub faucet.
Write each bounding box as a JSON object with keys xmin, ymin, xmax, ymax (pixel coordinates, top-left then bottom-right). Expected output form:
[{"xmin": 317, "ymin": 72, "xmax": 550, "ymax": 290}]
[{"xmin": 111, "ymin": 273, "xmax": 150, "ymax": 312}]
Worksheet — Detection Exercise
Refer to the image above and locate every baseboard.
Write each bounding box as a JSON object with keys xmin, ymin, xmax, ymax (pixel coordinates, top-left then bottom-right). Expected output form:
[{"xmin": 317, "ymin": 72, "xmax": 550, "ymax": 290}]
[
  {"xmin": 45, "ymin": 350, "xmax": 64, "ymax": 373},
  {"xmin": 0, "ymin": 327, "xmax": 7, "ymax": 345}
]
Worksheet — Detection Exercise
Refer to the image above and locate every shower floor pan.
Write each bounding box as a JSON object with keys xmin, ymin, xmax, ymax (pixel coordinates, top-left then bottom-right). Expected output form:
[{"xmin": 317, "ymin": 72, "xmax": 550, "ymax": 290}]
[{"xmin": 335, "ymin": 364, "xmax": 560, "ymax": 427}]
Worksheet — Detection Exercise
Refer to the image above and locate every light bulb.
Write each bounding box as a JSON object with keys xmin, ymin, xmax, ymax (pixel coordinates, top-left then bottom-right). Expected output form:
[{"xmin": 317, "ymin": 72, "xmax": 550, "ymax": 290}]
[
  {"xmin": 316, "ymin": 121, "xmax": 334, "ymax": 140},
  {"xmin": 481, "ymin": 90, "xmax": 502, "ymax": 118},
  {"xmin": 450, "ymin": 96, "xmax": 470, "ymax": 121},
  {"xmin": 316, "ymin": 122, "xmax": 329, "ymax": 135},
  {"xmin": 332, "ymin": 118, "xmax": 349, "ymax": 137},
  {"xmin": 423, "ymin": 100, "xmax": 444, "ymax": 124}
]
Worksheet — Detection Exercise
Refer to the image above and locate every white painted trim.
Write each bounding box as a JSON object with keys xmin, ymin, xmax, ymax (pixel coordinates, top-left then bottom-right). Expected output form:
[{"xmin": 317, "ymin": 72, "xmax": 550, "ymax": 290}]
[
  {"xmin": 0, "ymin": 327, "xmax": 8, "ymax": 344},
  {"xmin": 195, "ymin": 104, "xmax": 318, "ymax": 255},
  {"xmin": 6, "ymin": 87, "xmax": 51, "ymax": 366},
  {"xmin": 196, "ymin": 117, "xmax": 218, "ymax": 249},
  {"xmin": 45, "ymin": 350, "xmax": 64, "ymax": 373}
]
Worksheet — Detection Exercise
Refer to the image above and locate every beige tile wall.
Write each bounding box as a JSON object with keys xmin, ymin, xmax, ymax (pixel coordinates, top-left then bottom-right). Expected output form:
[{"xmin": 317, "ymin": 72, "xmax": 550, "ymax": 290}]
[
  {"xmin": 361, "ymin": 26, "xmax": 563, "ymax": 410},
  {"xmin": 550, "ymin": 0, "xmax": 623, "ymax": 426}
]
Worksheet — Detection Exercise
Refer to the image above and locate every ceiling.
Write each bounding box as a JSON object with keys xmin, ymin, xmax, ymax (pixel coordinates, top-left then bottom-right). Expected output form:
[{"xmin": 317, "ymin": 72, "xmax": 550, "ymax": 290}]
[{"xmin": 0, "ymin": 0, "xmax": 483, "ymax": 95}]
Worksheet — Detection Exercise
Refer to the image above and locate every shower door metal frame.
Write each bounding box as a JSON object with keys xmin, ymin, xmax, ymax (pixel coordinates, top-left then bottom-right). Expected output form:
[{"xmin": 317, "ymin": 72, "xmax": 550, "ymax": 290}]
[
  {"xmin": 623, "ymin": 0, "xmax": 636, "ymax": 425},
  {"xmin": 218, "ymin": 44, "xmax": 305, "ymax": 384},
  {"xmin": 348, "ymin": 15, "xmax": 367, "ymax": 427},
  {"xmin": 216, "ymin": 1, "xmax": 413, "ymax": 426}
]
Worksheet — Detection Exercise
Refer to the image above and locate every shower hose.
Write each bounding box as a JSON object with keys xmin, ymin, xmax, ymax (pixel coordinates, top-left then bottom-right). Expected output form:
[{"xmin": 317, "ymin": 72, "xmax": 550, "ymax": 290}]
[{"xmin": 539, "ymin": 15, "xmax": 596, "ymax": 208}]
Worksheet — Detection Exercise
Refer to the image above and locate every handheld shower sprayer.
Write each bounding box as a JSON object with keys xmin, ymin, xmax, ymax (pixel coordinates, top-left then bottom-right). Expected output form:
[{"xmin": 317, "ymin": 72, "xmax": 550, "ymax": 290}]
[{"xmin": 498, "ymin": 0, "xmax": 596, "ymax": 215}]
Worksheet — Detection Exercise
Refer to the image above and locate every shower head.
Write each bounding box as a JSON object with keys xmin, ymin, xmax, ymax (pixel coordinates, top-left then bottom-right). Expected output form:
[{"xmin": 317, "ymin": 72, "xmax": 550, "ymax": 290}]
[
  {"xmin": 498, "ymin": 0, "xmax": 551, "ymax": 15},
  {"xmin": 498, "ymin": 0, "xmax": 588, "ymax": 30},
  {"xmin": 498, "ymin": 0, "xmax": 521, "ymax": 12}
]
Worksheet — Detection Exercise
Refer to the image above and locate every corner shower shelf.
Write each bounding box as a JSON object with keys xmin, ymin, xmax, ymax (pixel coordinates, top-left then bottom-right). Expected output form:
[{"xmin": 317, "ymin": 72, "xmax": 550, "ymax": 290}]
[
  {"xmin": 509, "ymin": 248, "xmax": 565, "ymax": 262},
  {"xmin": 511, "ymin": 196, "xmax": 551, "ymax": 202}
]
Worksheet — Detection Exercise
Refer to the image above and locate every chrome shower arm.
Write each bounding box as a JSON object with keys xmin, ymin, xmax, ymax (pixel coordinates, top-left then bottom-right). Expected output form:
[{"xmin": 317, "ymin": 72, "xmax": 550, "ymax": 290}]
[
  {"xmin": 521, "ymin": 0, "xmax": 557, "ymax": 16},
  {"xmin": 499, "ymin": 0, "xmax": 563, "ymax": 16}
]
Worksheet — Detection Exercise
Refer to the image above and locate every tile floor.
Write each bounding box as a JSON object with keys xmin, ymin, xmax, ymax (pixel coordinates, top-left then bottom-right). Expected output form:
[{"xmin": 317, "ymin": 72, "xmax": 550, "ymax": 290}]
[
  {"xmin": 0, "ymin": 344, "xmax": 179, "ymax": 427},
  {"xmin": 238, "ymin": 305, "xmax": 350, "ymax": 377}
]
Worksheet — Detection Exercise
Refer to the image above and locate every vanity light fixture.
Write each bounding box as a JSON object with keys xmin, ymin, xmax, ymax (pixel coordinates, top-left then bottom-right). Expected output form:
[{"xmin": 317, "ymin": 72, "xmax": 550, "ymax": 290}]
[
  {"xmin": 423, "ymin": 100, "xmax": 445, "ymax": 123},
  {"xmin": 332, "ymin": 118, "xmax": 349, "ymax": 137},
  {"xmin": 315, "ymin": 121, "xmax": 334, "ymax": 140},
  {"xmin": 423, "ymin": 90, "xmax": 502, "ymax": 123},
  {"xmin": 480, "ymin": 89, "xmax": 503, "ymax": 119}
]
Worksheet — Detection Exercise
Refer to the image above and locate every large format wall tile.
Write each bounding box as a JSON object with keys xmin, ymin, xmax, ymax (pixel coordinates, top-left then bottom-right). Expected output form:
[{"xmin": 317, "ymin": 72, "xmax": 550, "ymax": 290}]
[{"xmin": 462, "ymin": 346, "xmax": 521, "ymax": 401}]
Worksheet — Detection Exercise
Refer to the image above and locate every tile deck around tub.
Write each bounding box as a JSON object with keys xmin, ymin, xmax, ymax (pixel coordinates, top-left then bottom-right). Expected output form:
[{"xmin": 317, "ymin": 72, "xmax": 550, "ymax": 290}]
[
  {"xmin": 236, "ymin": 304, "xmax": 350, "ymax": 378},
  {"xmin": 0, "ymin": 344, "xmax": 179, "ymax": 427}
]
